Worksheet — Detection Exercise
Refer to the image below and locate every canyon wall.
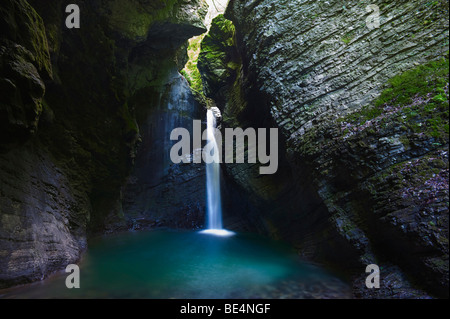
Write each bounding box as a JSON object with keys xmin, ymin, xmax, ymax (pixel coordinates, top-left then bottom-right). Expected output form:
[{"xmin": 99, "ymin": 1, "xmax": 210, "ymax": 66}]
[
  {"xmin": 0, "ymin": 0, "xmax": 208, "ymax": 288},
  {"xmin": 199, "ymin": 0, "xmax": 449, "ymax": 297}
]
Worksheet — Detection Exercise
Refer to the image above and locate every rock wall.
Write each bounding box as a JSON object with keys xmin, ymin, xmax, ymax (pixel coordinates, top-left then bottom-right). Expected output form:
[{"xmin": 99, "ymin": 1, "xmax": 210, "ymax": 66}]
[
  {"xmin": 200, "ymin": 1, "xmax": 449, "ymax": 297},
  {"xmin": 0, "ymin": 0, "xmax": 208, "ymax": 288},
  {"xmin": 122, "ymin": 74, "xmax": 206, "ymax": 231}
]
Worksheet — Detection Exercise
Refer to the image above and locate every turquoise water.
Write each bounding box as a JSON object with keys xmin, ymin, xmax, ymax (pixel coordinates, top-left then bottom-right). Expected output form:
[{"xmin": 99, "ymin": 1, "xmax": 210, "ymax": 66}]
[{"xmin": 0, "ymin": 231, "xmax": 351, "ymax": 299}]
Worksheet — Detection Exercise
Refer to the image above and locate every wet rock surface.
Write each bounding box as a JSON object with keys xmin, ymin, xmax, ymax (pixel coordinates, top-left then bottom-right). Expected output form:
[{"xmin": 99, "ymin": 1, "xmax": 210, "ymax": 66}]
[
  {"xmin": 198, "ymin": 0, "xmax": 449, "ymax": 297},
  {"xmin": 0, "ymin": 0, "xmax": 50, "ymax": 150},
  {"xmin": 0, "ymin": 143, "xmax": 88, "ymax": 288},
  {"xmin": 0, "ymin": 0, "xmax": 208, "ymax": 288},
  {"xmin": 122, "ymin": 74, "xmax": 207, "ymax": 231}
]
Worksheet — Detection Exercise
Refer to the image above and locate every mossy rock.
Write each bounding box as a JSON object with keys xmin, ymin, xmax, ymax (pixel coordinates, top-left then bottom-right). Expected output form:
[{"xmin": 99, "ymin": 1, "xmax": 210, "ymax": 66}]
[
  {"xmin": 102, "ymin": 0, "xmax": 207, "ymax": 42},
  {"xmin": 181, "ymin": 35, "xmax": 207, "ymax": 104},
  {"xmin": 198, "ymin": 14, "xmax": 237, "ymax": 98},
  {"xmin": 0, "ymin": 0, "xmax": 52, "ymax": 78},
  {"xmin": 342, "ymin": 57, "xmax": 449, "ymax": 141}
]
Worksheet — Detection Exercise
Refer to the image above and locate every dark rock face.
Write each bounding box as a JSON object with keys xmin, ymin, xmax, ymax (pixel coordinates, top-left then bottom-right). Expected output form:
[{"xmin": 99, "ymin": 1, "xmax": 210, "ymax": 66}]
[
  {"xmin": 0, "ymin": 143, "xmax": 88, "ymax": 286},
  {"xmin": 122, "ymin": 74, "xmax": 207, "ymax": 231},
  {"xmin": 199, "ymin": 1, "xmax": 449, "ymax": 297},
  {"xmin": 0, "ymin": 0, "xmax": 51, "ymax": 150},
  {"xmin": 294, "ymin": 98, "xmax": 449, "ymax": 297},
  {"xmin": 0, "ymin": 0, "xmax": 207, "ymax": 288}
]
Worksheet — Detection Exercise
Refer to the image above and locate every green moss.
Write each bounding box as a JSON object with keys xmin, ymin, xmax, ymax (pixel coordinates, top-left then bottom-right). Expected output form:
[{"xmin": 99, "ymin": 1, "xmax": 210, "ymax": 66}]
[
  {"xmin": 118, "ymin": 103, "xmax": 139, "ymax": 137},
  {"xmin": 197, "ymin": 14, "xmax": 237, "ymax": 99},
  {"xmin": 346, "ymin": 105, "xmax": 383, "ymax": 125},
  {"xmin": 341, "ymin": 31, "xmax": 355, "ymax": 45},
  {"xmin": 342, "ymin": 57, "xmax": 449, "ymax": 140},
  {"xmin": 182, "ymin": 35, "xmax": 206, "ymax": 96},
  {"xmin": 107, "ymin": 0, "xmax": 180, "ymax": 40},
  {"xmin": 181, "ymin": 14, "xmax": 236, "ymax": 103},
  {"xmin": 375, "ymin": 57, "xmax": 449, "ymax": 107},
  {"xmin": 0, "ymin": 0, "xmax": 53, "ymax": 77},
  {"xmin": 203, "ymin": 15, "xmax": 236, "ymax": 47}
]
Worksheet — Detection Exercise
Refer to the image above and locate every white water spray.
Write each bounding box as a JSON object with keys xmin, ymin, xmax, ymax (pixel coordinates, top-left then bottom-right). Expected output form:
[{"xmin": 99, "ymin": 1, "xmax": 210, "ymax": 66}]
[{"xmin": 201, "ymin": 109, "xmax": 234, "ymax": 237}]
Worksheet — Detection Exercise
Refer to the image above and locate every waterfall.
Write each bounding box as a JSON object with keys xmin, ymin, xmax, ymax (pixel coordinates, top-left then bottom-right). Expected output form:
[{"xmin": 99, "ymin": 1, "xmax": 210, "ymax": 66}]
[
  {"xmin": 200, "ymin": 109, "xmax": 234, "ymax": 237},
  {"xmin": 206, "ymin": 109, "xmax": 222, "ymax": 229}
]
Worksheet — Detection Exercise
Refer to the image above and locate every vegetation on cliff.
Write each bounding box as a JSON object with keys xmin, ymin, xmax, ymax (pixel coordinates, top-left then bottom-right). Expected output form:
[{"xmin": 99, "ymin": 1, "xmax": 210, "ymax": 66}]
[
  {"xmin": 342, "ymin": 56, "xmax": 449, "ymax": 141},
  {"xmin": 198, "ymin": 15, "xmax": 237, "ymax": 99},
  {"xmin": 181, "ymin": 35, "xmax": 207, "ymax": 103},
  {"xmin": 287, "ymin": 56, "xmax": 449, "ymax": 297}
]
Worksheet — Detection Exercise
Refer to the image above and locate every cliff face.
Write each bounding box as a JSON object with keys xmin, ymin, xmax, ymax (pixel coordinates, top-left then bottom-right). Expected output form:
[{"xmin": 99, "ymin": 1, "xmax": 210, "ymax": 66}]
[
  {"xmin": 122, "ymin": 74, "xmax": 206, "ymax": 231},
  {"xmin": 0, "ymin": 0, "xmax": 207, "ymax": 288},
  {"xmin": 199, "ymin": 1, "xmax": 449, "ymax": 297}
]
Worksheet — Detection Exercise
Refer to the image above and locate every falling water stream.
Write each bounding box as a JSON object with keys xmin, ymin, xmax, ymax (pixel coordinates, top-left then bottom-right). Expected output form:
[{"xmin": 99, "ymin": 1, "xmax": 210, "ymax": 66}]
[
  {"xmin": 205, "ymin": 109, "xmax": 223, "ymax": 230},
  {"xmin": 200, "ymin": 109, "xmax": 235, "ymax": 237}
]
